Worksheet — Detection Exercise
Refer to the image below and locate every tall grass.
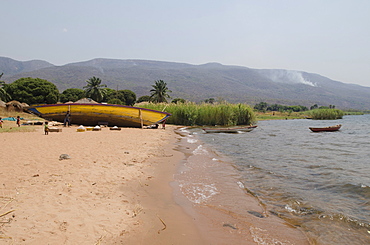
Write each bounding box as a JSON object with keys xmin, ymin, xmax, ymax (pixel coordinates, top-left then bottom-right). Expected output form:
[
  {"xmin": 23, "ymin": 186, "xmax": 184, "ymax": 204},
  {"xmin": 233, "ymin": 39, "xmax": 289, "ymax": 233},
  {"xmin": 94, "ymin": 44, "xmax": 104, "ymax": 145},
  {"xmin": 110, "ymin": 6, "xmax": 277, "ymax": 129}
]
[
  {"xmin": 138, "ymin": 102, "xmax": 256, "ymax": 126},
  {"xmin": 308, "ymin": 109, "xmax": 344, "ymax": 120}
]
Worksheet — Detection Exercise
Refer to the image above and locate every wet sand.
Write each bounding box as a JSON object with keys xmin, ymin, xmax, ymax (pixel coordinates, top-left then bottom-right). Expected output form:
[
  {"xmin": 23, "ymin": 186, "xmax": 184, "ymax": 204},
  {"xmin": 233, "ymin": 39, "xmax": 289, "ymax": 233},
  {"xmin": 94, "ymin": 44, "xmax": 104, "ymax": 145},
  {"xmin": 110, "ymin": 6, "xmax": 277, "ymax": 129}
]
[
  {"xmin": 173, "ymin": 128, "xmax": 311, "ymax": 244},
  {"xmin": 0, "ymin": 121, "xmax": 310, "ymax": 244}
]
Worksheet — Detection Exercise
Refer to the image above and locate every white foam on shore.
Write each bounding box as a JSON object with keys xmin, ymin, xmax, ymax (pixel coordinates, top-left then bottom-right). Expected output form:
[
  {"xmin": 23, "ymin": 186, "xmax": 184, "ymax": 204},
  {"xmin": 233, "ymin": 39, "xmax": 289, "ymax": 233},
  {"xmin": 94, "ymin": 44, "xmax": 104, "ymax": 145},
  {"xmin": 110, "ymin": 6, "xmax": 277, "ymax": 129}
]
[
  {"xmin": 178, "ymin": 127, "xmax": 190, "ymax": 134},
  {"xmin": 179, "ymin": 182, "xmax": 219, "ymax": 204},
  {"xmin": 193, "ymin": 145, "xmax": 208, "ymax": 155},
  {"xmin": 237, "ymin": 181, "xmax": 245, "ymax": 189},
  {"xmin": 187, "ymin": 138, "xmax": 198, "ymax": 143},
  {"xmin": 187, "ymin": 135, "xmax": 198, "ymax": 144},
  {"xmin": 250, "ymin": 226, "xmax": 289, "ymax": 245}
]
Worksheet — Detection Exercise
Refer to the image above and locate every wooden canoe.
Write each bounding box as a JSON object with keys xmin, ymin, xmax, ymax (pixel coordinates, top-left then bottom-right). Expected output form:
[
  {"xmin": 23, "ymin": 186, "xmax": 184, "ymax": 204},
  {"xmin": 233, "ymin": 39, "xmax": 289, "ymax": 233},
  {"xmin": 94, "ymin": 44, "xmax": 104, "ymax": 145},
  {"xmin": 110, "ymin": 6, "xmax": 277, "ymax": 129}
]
[
  {"xmin": 203, "ymin": 125, "xmax": 257, "ymax": 133},
  {"xmin": 309, "ymin": 124, "xmax": 341, "ymax": 132},
  {"xmin": 24, "ymin": 103, "xmax": 171, "ymax": 128}
]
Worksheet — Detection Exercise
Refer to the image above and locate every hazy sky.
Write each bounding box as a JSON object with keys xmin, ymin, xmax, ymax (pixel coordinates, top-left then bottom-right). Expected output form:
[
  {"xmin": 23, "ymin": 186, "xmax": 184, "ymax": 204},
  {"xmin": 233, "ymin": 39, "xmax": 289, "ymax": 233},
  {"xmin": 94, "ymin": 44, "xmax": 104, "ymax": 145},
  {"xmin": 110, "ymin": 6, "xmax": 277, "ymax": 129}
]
[{"xmin": 2, "ymin": 0, "xmax": 370, "ymax": 87}]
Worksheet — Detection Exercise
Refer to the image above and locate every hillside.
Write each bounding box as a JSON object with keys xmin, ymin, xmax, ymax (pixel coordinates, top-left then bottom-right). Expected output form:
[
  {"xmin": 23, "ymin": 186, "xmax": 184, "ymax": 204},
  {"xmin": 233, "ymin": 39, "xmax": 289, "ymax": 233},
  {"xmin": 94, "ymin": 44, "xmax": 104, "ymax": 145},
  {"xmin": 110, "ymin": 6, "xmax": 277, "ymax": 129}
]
[
  {"xmin": 1, "ymin": 57, "xmax": 370, "ymax": 110},
  {"xmin": 0, "ymin": 57, "xmax": 54, "ymax": 75}
]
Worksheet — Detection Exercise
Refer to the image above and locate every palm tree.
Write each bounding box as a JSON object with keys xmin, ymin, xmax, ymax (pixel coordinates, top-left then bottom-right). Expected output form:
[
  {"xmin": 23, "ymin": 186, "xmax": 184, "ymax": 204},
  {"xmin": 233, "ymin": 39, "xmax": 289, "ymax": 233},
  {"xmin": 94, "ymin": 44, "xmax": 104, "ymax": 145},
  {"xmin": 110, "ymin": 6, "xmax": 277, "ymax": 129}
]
[
  {"xmin": 0, "ymin": 73, "xmax": 11, "ymax": 102},
  {"xmin": 83, "ymin": 76, "xmax": 107, "ymax": 102},
  {"xmin": 150, "ymin": 80, "xmax": 172, "ymax": 103}
]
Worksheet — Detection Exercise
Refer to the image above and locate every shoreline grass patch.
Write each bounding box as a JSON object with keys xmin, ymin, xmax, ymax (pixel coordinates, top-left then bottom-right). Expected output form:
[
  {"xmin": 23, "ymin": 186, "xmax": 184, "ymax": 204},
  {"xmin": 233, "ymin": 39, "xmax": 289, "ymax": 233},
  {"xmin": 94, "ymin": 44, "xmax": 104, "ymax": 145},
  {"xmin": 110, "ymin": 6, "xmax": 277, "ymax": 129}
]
[
  {"xmin": 138, "ymin": 102, "xmax": 256, "ymax": 126},
  {"xmin": 307, "ymin": 109, "xmax": 344, "ymax": 120}
]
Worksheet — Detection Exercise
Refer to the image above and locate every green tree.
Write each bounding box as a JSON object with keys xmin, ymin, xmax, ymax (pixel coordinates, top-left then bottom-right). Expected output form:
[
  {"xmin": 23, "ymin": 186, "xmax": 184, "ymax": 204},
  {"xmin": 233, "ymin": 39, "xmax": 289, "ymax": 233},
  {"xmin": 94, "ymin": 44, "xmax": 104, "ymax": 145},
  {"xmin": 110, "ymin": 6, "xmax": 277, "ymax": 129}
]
[
  {"xmin": 204, "ymin": 98, "xmax": 215, "ymax": 104},
  {"xmin": 254, "ymin": 102, "xmax": 268, "ymax": 112},
  {"xmin": 150, "ymin": 80, "xmax": 172, "ymax": 103},
  {"xmin": 0, "ymin": 73, "xmax": 11, "ymax": 102},
  {"xmin": 104, "ymin": 89, "xmax": 136, "ymax": 106},
  {"xmin": 104, "ymin": 88, "xmax": 121, "ymax": 102},
  {"xmin": 310, "ymin": 104, "xmax": 318, "ymax": 110},
  {"xmin": 5, "ymin": 77, "xmax": 59, "ymax": 104},
  {"xmin": 60, "ymin": 88, "xmax": 85, "ymax": 103},
  {"xmin": 137, "ymin": 95, "xmax": 151, "ymax": 103},
  {"xmin": 83, "ymin": 76, "xmax": 107, "ymax": 102},
  {"xmin": 121, "ymin": 89, "xmax": 136, "ymax": 106},
  {"xmin": 172, "ymin": 98, "xmax": 186, "ymax": 104},
  {"xmin": 107, "ymin": 98, "xmax": 124, "ymax": 105}
]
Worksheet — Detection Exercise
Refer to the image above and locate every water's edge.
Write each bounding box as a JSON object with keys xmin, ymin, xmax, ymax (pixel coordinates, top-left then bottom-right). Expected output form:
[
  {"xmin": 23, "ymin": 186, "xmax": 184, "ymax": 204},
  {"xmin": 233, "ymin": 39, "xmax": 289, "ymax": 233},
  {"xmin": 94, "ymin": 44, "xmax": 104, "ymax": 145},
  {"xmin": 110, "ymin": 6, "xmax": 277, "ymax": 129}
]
[{"xmin": 172, "ymin": 127, "xmax": 312, "ymax": 244}]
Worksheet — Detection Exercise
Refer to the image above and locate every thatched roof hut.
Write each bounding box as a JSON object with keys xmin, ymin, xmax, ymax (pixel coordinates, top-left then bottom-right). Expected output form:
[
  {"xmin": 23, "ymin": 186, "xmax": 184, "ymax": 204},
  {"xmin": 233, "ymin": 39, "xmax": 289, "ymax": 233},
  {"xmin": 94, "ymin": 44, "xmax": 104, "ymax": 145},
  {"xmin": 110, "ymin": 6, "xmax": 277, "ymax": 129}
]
[
  {"xmin": 0, "ymin": 100, "xmax": 6, "ymax": 108},
  {"xmin": 6, "ymin": 100, "xmax": 24, "ymax": 112}
]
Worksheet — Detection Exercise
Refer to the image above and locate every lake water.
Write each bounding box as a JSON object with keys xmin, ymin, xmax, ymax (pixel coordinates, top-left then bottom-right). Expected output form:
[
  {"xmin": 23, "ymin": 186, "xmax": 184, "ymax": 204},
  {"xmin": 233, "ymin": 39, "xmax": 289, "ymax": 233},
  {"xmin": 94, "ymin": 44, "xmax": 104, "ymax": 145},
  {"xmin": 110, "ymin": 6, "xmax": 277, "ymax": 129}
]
[{"xmin": 176, "ymin": 115, "xmax": 370, "ymax": 244}]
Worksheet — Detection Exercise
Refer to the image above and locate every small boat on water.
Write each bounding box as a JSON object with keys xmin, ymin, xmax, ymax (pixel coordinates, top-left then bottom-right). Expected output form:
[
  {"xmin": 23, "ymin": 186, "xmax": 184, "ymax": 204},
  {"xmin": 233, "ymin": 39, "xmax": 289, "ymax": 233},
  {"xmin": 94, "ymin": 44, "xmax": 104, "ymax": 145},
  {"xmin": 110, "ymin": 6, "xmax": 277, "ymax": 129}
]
[
  {"xmin": 24, "ymin": 103, "xmax": 171, "ymax": 128},
  {"xmin": 309, "ymin": 124, "xmax": 341, "ymax": 132},
  {"xmin": 203, "ymin": 125, "xmax": 257, "ymax": 133}
]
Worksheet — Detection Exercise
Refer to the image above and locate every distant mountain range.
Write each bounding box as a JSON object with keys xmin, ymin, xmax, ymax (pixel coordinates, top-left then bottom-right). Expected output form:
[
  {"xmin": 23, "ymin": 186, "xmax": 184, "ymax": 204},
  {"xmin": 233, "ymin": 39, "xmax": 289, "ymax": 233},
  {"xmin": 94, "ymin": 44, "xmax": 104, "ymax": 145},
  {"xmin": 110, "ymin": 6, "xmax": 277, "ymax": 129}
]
[{"xmin": 1, "ymin": 56, "xmax": 370, "ymax": 110}]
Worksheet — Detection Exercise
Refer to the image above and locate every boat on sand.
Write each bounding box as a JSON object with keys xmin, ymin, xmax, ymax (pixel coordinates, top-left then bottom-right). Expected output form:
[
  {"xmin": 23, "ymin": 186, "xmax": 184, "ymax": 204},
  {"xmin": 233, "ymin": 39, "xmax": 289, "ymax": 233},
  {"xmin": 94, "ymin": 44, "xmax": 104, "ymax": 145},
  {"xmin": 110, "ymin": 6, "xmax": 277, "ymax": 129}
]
[
  {"xmin": 25, "ymin": 103, "xmax": 171, "ymax": 128},
  {"xmin": 309, "ymin": 124, "xmax": 341, "ymax": 132},
  {"xmin": 203, "ymin": 125, "xmax": 257, "ymax": 133}
]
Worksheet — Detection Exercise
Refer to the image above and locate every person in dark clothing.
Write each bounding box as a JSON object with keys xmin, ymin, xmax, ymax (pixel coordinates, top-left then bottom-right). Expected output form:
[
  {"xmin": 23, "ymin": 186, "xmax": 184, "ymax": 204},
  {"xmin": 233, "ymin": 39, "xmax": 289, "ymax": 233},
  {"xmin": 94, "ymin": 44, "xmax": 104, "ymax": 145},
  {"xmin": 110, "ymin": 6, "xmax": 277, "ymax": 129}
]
[
  {"xmin": 64, "ymin": 111, "xmax": 71, "ymax": 127},
  {"xmin": 16, "ymin": 116, "xmax": 21, "ymax": 127}
]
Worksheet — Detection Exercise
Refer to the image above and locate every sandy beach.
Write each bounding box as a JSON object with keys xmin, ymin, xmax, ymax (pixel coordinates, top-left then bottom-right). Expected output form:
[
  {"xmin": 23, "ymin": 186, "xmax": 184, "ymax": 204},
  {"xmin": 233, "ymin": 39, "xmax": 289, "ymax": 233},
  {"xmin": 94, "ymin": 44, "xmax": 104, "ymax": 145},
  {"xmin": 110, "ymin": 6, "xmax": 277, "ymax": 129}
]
[{"xmin": 0, "ymin": 121, "xmax": 310, "ymax": 244}]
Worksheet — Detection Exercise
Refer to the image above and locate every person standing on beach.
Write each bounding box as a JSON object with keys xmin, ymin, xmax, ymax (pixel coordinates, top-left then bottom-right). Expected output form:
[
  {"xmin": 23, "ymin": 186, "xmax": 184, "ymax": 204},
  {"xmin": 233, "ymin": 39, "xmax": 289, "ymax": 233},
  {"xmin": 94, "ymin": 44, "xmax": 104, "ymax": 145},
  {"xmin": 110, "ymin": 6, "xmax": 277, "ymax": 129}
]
[
  {"xmin": 162, "ymin": 119, "xmax": 166, "ymax": 129},
  {"xmin": 0, "ymin": 117, "xmax": 3, "ymax": 128},
  {"xmin": 44, "ymin": 122, "xmax": 49, "ymax": 135},
  {"xmin": 64, "ymin": 111, "xmax": 71, "ymax": 127},
  {"xmin": 16, "ymin": 116, "xmax": 21, "ymax": 127}
]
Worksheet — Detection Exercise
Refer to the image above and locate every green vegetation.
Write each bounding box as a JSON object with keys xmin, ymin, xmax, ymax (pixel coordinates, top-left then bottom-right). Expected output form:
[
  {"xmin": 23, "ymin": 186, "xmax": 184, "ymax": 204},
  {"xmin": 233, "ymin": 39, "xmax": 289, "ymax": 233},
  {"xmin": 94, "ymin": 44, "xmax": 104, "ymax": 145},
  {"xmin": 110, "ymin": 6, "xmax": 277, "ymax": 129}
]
[
  {"xmin": 137, "ymin": 95, "xmax": 151, "ymax": 103},
  {"xmin": 150, "ymin": 80, "xmax": 172, "ymax": 103},
  {"xmin": 343, "ymin": 111, "xmax": 364, "ymax": 115},
  {"xmin": 0, "ymin": 73, "xmax": 11, "ymax": 102},
  {"xmin": 255, "ymin": 111, "xmax": 306, "ymax": 120},
  {"xmin": 105, "ymin": 89, "xmax": 136, "ymax": 106},
  {"xmin": 139, "ymin": 102, "xmax": 256, "ymax": 126},
  {"xmin": 60, "ymin": 88, "xmax": 85, "ymax": 103},
  {"xmin": 4, "ymin": 77, "xmax": 59, "ymax": 104},
  {"xmin": 119, "ymin": 90, "xmax": 136, "ymax": 106},
  {"xmin": 107, "ymin": 98, "xmax": 124, "ymax": 105},
  {"xmin": 307, "ymin": 109, "xmax": 344, "ymax": 120},
  {"xmin": 83, "ymin": 76, "xmax": 107, "ymax": 102},
  {"xmin": 254, "ymin": 102, "xmax": 308, "ymax": 112},
  {"xmin": 253, "ymin": 101, "xmax": 347, "ymax": 120},
  {"xmin": 171, "ymin": 98, "xmax": 186, "ymax": 104},
  {"xmin": 204, "ymin": 98, "xmax": 215, "ymax": 104}
]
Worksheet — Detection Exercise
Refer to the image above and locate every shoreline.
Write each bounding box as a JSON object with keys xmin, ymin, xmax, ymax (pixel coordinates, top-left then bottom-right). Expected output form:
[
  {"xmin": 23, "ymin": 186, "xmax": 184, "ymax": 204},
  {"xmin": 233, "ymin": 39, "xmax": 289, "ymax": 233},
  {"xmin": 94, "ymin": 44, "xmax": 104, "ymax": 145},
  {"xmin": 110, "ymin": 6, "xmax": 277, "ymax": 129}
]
[
  {"xmin": 0, "ymin": 123, "xmax": 310, "ymax": 244},
  {"xmin": 172, "ymin": 127, "xmax": 311, "ymax": 244}
]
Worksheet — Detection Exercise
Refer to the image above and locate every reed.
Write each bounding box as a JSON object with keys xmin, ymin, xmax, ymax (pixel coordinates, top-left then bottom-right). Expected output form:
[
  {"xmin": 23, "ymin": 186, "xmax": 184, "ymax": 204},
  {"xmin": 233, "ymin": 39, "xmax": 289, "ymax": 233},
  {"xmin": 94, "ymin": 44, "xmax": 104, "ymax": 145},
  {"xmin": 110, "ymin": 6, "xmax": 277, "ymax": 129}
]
[
  {"xmin": 138, "ymin": 102, "xmax": 256, "ymax": 126},
  {"xmin": 308, "ymin": 109, "xmax": 344, "ymax": 120}
]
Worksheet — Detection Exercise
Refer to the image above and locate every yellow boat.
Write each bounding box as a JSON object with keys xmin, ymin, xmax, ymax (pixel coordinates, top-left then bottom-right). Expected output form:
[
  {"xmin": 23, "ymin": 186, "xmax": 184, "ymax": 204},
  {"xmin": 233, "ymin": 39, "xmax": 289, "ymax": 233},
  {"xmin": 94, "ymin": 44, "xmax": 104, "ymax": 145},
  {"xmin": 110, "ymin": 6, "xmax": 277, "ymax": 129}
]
[{"xmin": 25, "ymin": 103, "xmax": 171, "ymax": 128}]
